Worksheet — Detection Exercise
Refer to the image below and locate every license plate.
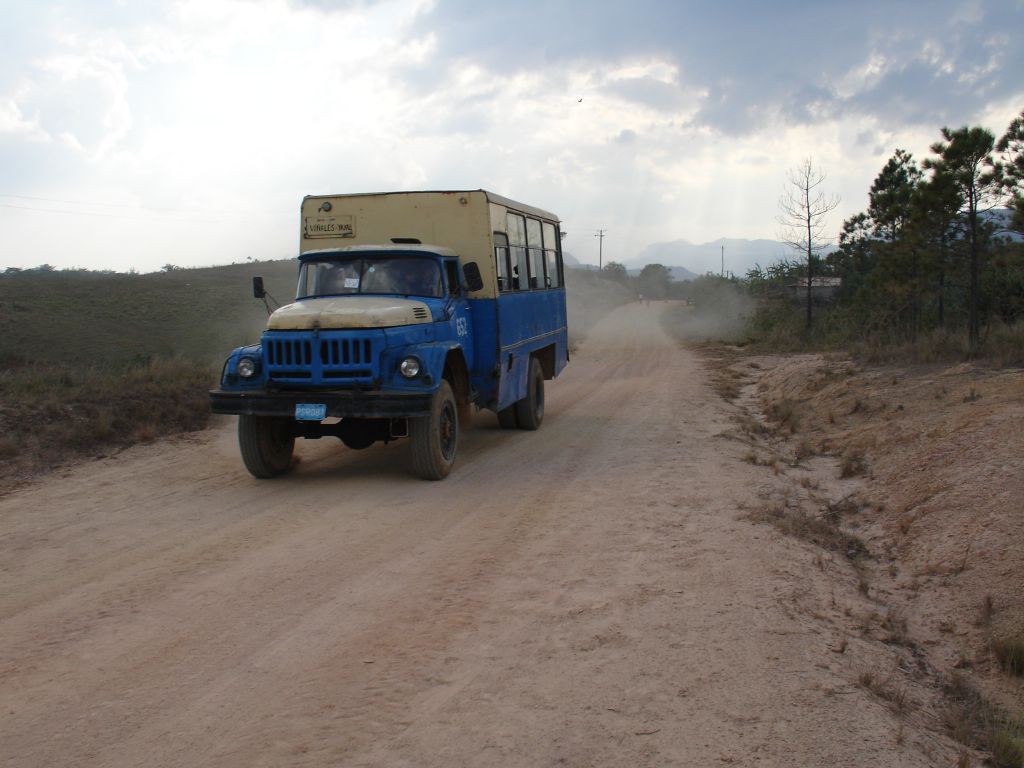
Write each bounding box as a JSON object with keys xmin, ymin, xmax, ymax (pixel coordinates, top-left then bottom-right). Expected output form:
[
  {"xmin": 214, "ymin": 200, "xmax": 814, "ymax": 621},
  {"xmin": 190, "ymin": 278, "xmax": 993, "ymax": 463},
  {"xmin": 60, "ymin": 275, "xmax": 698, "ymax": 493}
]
[{"xmin": 295, "ymin": 403, "xmax": 327, "ymax": 421}]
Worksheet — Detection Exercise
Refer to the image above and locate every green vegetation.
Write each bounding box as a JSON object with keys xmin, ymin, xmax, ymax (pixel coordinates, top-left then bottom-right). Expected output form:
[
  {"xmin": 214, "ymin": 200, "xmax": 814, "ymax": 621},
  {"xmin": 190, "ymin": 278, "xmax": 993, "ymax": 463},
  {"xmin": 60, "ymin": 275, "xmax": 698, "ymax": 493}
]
[
  {"xmin": 1, "ymin": 260, "xmax": 297, "ymax": 367},
  {"xmin": 649, "ymin": 110, "xmax": 1024, "ymax": 364},
  {"xmin": 745, "ymin": 110, "xmax": 1024, "ymax": 361},
  {"xmin": 0, "ymin": 260, "xmax": 297, "ymax": 489}
]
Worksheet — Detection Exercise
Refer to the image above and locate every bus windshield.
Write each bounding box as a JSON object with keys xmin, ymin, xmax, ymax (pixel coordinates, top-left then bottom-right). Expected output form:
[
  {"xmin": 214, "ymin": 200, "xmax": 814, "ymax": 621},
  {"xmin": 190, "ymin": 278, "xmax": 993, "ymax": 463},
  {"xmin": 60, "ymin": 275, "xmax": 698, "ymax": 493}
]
[{"xmin": 297, "ymin": 257, "xmax": 443, "ymax": 299}]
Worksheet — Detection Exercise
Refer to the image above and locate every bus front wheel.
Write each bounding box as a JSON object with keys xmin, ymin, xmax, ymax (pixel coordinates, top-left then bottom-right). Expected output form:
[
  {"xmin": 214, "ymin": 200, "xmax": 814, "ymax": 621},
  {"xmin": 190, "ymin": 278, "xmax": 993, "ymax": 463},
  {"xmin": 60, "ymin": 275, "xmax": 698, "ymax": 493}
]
[
  {"xmin": 238, "ymin": 415, "xmax": 295, "ymax": 478},
  {"xmin": 410, "ymin": 380, "xmax": 458, "ymax": 480}
]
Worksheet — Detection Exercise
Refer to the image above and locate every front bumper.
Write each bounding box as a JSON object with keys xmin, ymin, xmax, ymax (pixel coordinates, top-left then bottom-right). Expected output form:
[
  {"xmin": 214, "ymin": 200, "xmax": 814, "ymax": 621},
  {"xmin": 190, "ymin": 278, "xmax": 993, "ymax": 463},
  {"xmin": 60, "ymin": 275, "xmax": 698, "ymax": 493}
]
[{"xmin": 209, "ymin": 388, "xmax": 434, "ymax": 418}]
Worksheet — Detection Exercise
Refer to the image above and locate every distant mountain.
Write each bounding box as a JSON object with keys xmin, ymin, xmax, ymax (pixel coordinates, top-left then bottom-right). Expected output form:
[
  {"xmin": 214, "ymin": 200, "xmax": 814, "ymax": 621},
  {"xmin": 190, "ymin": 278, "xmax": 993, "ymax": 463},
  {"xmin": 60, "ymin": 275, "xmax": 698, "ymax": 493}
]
[
  {"xmin": 625, "ymin": 265, "xmax": 699, "ymax": 282},
  {"xmin": 627, "ymin": 238, "xmax": 793, "ymax": 279}
]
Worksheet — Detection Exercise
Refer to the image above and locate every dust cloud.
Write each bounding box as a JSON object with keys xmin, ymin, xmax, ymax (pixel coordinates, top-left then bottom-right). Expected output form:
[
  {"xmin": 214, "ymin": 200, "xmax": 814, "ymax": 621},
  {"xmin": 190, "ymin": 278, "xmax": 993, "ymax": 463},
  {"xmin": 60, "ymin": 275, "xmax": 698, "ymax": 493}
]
[
  {"xmin": 563, "ymin": 268, "xmax": 635, "ymax": 347},
  {"xmin": 665, "ymin": 280, "xmax": 754, "ymax": 343},
  {"xmin": 565, "ymin": 270, "xmax": 755, "ymax": 348}
]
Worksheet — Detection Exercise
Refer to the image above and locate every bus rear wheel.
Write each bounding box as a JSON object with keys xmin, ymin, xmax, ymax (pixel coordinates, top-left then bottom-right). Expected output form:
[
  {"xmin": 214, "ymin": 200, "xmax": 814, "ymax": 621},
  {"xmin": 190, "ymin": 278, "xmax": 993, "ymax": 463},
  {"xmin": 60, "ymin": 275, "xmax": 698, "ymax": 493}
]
[
  {"xmin": 514, "ymin": 357, "xmax": 545, "ymax": 430},
  {"xmin": 238, "ymin": 415, "xmax": 295, "ymax": 478},
  {"xmin": 410, "ymin": 380, "xmax": 458, "ymax": 480}
]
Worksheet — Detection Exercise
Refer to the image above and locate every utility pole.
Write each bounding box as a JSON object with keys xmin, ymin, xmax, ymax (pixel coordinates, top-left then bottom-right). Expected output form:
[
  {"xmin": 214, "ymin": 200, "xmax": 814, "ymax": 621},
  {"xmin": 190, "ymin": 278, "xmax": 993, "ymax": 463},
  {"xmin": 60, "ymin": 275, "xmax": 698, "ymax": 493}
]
[
  {"xmin": 720, "ymin": 245, "xmax": 724, "ymax": 277},
  {"xmin": 595, "ymin": 229, "xmax": 606, "ymax": 270}
]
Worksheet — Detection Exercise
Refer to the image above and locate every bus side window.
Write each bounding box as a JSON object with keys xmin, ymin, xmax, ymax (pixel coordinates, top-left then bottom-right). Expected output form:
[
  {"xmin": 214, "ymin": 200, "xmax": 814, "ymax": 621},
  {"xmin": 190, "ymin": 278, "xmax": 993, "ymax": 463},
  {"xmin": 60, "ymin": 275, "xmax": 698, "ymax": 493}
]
[
  {"xmin": 526, "ymin": 217, "xmax": 546, "ymax": 289},
  {"xmin": 505, "ymin": 214, "xmax": 529, "ymax": 291},
  {"xmin": 511, "ymin": 246, "xmax": 529, "ymax": 290},
  {"xmin": 494, "ymin": 232, "xmax": 511, "ymax": 292},
  {"xmin": 542, "ymin": 221, "xmax": 561, "ymax": 288}
]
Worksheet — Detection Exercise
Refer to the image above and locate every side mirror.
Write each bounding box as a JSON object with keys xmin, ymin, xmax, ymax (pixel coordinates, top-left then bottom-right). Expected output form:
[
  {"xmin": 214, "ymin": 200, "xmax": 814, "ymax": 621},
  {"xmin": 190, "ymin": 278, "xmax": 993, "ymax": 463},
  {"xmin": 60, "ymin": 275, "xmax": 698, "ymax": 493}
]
[
  {"xmin": 462, "ymin": 262, "xmax": 484, "ymax": 292},
  {"xmin": 252, "ymin": 276, "xmax": 266, "ymax": 299}
]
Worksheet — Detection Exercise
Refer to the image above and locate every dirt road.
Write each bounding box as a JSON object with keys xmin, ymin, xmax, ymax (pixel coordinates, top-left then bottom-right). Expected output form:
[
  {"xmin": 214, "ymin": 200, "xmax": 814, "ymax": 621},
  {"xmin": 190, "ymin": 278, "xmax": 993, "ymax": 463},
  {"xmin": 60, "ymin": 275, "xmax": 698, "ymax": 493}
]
[{"xmin": 1, "ymin": 304, "xmax": 956, "ymax": 766}]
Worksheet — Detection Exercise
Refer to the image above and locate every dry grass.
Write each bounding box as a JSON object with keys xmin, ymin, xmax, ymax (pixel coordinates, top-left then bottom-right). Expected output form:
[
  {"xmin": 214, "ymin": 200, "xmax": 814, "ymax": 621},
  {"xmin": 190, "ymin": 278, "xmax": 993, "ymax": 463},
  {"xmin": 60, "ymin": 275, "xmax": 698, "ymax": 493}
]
[
  {"xmin": 993, "ymin": 635, "xmax": 1024, "ymax": 677},
  {"xmin": 881, "ymin": 607, "xmax": 911, "ymax": 647},
  {"xmin": 840, "ymin": 448, "xmax": 870, "ymax": 478},
  {"xmin": 767, "ymin": 398, "xmax": 801, "ymax": 433},
  {"xmin": 858, "ymin": 668, "xmax": 911, "ymax": 715},
  {"xmin": 963, "ymin": 387, "xmax": 983, "ymax": 403},
  {"xmin": 746, "ymin": 501, "xmax": 870, "ymax": 562},
  {"xmin": 736, "ymin": 413, "xmax": 769, "ymax": 435},
  {"xmin": 942, "ymin": 673, "xmax": 1024, "ymax": 767},
  {"xmin": 733, "ymin": 343, "xmax": 1024, "ymax": 766},
  {"xmin": 743, "ymin": 451, "xmax": 780, "ymax": 469},
  {"xmin": 827, "ymin": 494, "xmax": 868, "ymax": 518},
  {"xmin": 0, "ymin": 358, "xmax": 214, "ymax": 493},
  {"xmin": 793, "ymin": 438, "xmax": 816, "ymax": 462},
  {"xmin": 991, "ymin": 727, "xmax": 1024, "ymax": 768}
]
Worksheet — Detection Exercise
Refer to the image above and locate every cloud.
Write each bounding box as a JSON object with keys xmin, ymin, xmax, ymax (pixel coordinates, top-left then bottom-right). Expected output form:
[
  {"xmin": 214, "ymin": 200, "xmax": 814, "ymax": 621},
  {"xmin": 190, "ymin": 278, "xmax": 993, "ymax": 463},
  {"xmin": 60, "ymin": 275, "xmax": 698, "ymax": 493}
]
[
  {"xmin": 409, "ymin": 0, "xmax": 1024, "ymax": 135},
  {"xmin": 0, "ymin": 0, "xmax": 1022, "ymax": 272}
]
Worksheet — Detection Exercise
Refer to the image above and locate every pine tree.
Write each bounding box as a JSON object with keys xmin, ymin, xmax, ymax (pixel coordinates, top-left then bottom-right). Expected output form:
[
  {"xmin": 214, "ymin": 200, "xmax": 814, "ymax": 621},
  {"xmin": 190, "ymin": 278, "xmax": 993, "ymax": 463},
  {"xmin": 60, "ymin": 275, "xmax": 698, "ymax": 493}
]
[{"xmin": 923, "ymin": 126, "xmax": 1000, "ymax": 351}]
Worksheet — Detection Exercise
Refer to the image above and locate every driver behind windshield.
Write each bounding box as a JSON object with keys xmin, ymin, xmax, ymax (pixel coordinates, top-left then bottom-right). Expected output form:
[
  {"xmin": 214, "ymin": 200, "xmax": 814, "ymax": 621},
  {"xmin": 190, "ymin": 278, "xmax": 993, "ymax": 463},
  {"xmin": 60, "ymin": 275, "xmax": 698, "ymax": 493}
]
[{"xmin": 394, "ymin": 259, "xmax": 441, "ymax": 296}]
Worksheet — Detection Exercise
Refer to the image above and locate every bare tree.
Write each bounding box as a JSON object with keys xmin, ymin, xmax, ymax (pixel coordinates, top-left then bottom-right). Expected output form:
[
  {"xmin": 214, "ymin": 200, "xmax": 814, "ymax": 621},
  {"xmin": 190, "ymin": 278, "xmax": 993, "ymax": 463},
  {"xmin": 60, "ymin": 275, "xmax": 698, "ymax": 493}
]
[{"xmin": 777, "ymin": 157, "xmax": 841, "ymax": 330}]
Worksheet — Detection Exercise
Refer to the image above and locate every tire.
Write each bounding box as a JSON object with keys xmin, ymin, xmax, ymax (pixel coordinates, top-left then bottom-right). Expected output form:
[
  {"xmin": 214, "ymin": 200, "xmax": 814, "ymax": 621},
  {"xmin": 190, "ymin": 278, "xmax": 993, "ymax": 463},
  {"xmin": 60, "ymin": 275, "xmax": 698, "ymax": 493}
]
[
  {"xmin": 238, "ymin": 415, "xmax": 295, "ymax": 478},
  {"xmin": 497, "ymin": 405, "xmax": 518, "ymax": 429},
  {"xmin": 514, "ymin": 357, "xmax": 545, "ymax": 430},
  {"xmin": 410, "ymin": 380, "xmax": 458, "ymax": 480}
]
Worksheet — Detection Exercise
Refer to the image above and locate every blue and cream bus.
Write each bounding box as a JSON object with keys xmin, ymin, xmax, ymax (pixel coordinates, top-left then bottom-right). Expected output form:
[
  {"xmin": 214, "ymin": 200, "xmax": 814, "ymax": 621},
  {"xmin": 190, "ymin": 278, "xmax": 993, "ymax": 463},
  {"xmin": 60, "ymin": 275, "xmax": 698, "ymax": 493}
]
[{"xmin": 210, "ymin": 190, "xmax": 569, "ymax": 480}]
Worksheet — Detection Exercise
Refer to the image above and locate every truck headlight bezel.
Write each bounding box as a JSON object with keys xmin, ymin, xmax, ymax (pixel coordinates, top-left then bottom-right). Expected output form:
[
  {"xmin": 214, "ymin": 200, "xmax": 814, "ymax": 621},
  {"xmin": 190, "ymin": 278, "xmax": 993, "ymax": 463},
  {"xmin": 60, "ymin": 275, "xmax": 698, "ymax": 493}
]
[
  {"xmin": 399, "ymin": 356, "xmax": 421, "ymax": 378},
  {"xmin": 236, "ymin": 356, "xmax": 258, "ymax": 378}
]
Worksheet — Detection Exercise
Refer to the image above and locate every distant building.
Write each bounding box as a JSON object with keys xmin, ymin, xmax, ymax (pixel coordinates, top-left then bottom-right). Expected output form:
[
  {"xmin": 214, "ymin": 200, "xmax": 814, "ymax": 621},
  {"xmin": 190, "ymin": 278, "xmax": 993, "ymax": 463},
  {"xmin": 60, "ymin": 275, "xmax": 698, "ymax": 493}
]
[{"xmin": 789, "ymin": 276, "xmax": 842, "ymax": 304}]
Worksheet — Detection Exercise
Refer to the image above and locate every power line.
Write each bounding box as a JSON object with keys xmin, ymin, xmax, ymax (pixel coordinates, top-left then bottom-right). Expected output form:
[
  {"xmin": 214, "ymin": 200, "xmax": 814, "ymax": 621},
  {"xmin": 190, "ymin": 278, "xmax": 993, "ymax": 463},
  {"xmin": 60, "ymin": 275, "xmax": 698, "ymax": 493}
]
[{"xmin": 594, "ymin": 229, "xmax": 606, "ymax": 270}]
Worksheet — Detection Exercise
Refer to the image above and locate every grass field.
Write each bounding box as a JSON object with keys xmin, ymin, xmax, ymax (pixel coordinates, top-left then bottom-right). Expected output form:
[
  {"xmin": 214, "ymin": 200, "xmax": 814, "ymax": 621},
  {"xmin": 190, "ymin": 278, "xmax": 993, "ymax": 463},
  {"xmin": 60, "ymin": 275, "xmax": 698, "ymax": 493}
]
[
  {"xmin": 1, "ymin": 260, "xmax": 299, "ymax": 368},
  {"xmin": 0, "ymin": 260, "xmax": 294, "ymax": 490}
]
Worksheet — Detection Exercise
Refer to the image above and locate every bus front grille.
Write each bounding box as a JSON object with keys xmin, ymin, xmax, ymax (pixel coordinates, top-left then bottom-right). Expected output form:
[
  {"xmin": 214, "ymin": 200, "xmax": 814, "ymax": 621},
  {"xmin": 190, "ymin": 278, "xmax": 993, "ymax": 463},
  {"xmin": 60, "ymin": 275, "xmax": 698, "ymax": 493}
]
[{"xmin": 263, "ymin": 332, "xmax": 378, "ymax": 385}]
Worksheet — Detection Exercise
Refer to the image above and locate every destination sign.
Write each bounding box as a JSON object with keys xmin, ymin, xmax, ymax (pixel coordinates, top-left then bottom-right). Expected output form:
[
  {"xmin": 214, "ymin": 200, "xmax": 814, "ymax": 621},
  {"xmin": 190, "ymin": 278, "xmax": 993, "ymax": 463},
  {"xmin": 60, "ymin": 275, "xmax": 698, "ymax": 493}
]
[{"xmin": 304, "ymin": 214, "xmax": 355, "ymax": 239}]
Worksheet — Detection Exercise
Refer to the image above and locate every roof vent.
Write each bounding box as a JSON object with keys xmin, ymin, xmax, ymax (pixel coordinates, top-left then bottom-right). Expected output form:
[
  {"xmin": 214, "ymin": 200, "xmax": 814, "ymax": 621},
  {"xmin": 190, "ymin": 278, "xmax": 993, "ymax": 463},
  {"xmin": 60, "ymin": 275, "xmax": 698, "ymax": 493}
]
[{"xmin": 391, "ymin": 237, "xmax": 421, "ymax": 244}]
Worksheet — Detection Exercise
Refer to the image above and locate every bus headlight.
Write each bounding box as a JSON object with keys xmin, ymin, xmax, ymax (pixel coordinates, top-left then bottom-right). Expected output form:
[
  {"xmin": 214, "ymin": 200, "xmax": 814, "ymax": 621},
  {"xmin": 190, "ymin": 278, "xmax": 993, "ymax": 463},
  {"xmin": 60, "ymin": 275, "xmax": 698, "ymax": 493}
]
[
  {"xmin": 399, "ymin": 356, "xmax": 421, "ymax": 378},
  {"xmin": 237, "ymin": 356, "xmax": 258, "ymax": 378}
]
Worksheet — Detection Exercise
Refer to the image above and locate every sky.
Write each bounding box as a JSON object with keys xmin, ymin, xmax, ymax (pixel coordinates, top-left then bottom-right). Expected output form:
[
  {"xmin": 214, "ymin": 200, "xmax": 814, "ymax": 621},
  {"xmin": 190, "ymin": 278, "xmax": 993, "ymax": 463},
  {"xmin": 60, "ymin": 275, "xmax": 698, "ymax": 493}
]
[{"xmin": 1, "ymin": 0, "xmax": 1022, "ymax": 275}]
